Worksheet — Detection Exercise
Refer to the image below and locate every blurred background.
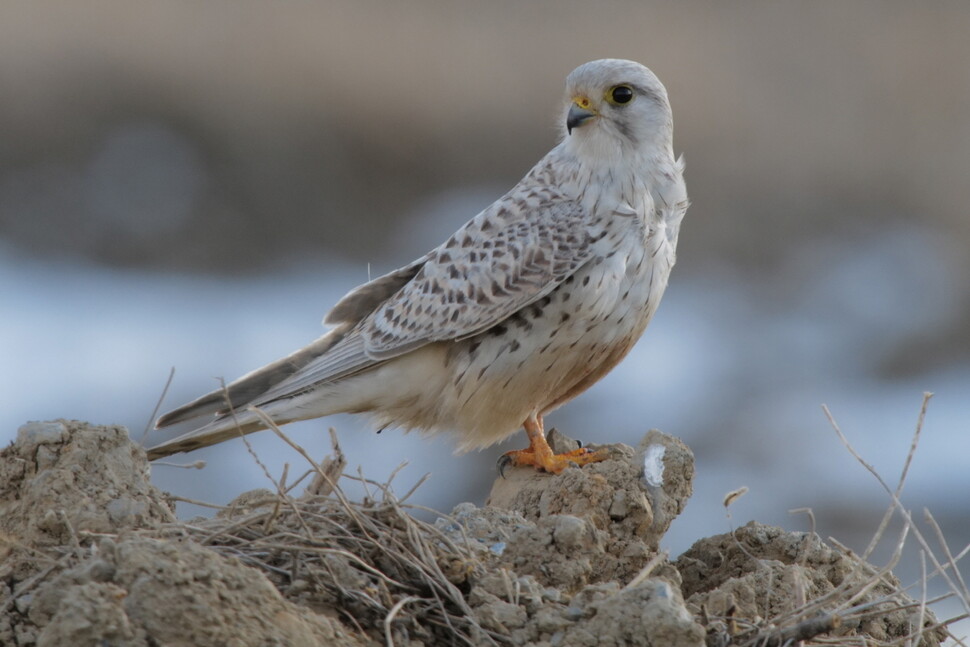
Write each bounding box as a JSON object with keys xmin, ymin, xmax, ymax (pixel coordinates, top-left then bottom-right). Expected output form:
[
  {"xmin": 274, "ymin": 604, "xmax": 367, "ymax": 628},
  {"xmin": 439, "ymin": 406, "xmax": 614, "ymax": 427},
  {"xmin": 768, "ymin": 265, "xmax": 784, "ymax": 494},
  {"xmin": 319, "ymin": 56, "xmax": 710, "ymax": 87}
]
[{"xmin": 2, "ymin": 0, "xmax": 968, "ymax": 621}]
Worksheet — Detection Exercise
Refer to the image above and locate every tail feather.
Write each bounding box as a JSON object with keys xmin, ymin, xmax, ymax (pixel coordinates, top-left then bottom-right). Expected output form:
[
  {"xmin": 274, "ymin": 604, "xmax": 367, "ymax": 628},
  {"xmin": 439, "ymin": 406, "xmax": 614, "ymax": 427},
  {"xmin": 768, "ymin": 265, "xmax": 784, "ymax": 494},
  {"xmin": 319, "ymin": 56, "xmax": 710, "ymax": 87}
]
[
  {"xmin": 154, "ymin": 388, "xmax": 231, "ymax": 428},
  {"xmin": 149, "ymin": 327, "xmax": 350, "ymax": 459},
  {"xmin": 147, "ymin": 409, "xmax": 270, "ymax": 460},
  {"xmin": 154, "ymin": 327, "xmax": 348, "ymax": 429}
]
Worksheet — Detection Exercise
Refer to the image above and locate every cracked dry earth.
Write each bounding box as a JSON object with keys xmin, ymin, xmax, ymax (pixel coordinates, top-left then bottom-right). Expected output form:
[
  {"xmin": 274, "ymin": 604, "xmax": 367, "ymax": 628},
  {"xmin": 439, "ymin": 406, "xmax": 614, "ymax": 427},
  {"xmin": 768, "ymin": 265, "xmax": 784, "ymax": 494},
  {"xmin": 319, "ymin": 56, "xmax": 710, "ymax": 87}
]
[{"xmin": 0, "ymin": 421, "xmax": 944, "ymax": 646}]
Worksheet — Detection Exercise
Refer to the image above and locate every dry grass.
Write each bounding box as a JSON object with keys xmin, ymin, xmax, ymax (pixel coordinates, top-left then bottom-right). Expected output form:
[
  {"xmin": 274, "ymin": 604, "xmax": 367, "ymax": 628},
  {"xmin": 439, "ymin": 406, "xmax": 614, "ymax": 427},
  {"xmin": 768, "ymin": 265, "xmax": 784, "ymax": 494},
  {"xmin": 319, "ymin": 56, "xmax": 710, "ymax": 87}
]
[
  {"xmin": 701, "ymin": 393, "xmax": 968, "ymax": 647},
  {"xmin": 169, "ymin": 411, "xmax": 503, "ymax": 647}
]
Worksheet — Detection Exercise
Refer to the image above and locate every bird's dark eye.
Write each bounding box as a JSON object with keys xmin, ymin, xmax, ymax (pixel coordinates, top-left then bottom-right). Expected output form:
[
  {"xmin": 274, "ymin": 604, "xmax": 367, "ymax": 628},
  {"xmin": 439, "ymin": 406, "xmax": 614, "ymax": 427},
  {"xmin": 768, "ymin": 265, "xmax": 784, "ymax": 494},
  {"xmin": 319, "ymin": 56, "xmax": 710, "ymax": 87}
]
[{"xmin": 609, "ymin": 85, "xmax": 635, "ymax": 105}]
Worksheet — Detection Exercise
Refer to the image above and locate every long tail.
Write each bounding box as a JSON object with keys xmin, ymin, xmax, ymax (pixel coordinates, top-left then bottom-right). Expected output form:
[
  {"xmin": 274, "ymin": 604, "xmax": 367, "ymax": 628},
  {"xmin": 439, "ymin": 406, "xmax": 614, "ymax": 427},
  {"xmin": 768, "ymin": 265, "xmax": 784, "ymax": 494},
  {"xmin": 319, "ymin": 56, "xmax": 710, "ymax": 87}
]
[
  {"xmin": 148, "ymin": 327, "xmax": 347, "ymax": 459},
  {"xmin": 147, "ymin": 407, "xmax": 269, "ymax": 460},
  {"xmin": 155, "ymin": 327, "xmax": 347, "ymax": 429}
]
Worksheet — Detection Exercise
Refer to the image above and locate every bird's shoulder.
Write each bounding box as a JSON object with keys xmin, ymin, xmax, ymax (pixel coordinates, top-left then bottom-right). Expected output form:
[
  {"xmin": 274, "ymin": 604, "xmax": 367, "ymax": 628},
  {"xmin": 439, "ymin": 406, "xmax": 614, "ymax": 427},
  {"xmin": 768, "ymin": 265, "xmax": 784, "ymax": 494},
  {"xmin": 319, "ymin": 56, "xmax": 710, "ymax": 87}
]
[{"xmin": 355, "ymin": 170, "xmax": 600, "ymax": 356}]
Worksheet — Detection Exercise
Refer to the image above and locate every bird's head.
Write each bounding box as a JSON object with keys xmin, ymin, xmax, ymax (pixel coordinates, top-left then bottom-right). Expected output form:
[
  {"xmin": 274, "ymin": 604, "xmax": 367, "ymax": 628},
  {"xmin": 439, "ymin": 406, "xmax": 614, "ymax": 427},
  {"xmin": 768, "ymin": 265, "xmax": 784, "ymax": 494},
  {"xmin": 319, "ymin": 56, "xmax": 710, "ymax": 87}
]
[{"xmin": 561, "ymin": 59, "xmax": 674, "ymax": 163}]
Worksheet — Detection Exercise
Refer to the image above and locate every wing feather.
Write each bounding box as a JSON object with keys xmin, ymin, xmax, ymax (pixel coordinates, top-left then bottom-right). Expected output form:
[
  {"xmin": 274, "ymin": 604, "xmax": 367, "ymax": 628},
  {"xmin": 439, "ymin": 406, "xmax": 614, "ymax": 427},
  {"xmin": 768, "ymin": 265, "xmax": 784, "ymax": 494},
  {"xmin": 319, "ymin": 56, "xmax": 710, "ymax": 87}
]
[
  {"xmin": 250, "ymin": 190, "xmax": 594, "ymax": 402},
  {"xmin": 363, "ymin": 196, "xmax": 592, "ymax": 356},
  {"xmin": 325, "ymin": 253, "xmax": 431, "ymax": 326}
]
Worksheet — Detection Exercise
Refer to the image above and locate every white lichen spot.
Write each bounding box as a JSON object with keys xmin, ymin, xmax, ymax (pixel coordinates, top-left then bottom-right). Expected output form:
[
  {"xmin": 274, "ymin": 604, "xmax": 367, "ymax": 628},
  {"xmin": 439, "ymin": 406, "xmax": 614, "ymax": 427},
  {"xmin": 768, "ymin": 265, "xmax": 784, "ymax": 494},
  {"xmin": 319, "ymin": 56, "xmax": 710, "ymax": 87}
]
[{"xmin": 642, "ymin": 444, "xmax": 665, "ymax": 487}]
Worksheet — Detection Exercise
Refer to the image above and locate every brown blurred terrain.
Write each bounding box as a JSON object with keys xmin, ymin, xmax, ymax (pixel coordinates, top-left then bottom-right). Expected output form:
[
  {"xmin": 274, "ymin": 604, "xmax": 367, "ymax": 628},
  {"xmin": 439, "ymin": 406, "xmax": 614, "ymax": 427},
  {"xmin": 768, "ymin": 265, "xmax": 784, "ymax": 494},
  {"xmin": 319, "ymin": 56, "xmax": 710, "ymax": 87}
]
[{"xmin": 2, "ymin": 2, "xmax": 968, "ymax": 265}]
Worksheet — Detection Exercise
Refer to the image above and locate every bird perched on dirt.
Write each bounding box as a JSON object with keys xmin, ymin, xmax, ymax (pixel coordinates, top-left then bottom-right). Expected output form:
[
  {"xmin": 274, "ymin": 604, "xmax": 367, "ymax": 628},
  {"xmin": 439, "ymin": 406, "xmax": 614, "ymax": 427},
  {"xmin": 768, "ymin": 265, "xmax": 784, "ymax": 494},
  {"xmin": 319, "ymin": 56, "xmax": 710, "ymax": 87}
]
[{"xmin": 149, "ymin": 58, "xmax": 688, "ymax": 474}]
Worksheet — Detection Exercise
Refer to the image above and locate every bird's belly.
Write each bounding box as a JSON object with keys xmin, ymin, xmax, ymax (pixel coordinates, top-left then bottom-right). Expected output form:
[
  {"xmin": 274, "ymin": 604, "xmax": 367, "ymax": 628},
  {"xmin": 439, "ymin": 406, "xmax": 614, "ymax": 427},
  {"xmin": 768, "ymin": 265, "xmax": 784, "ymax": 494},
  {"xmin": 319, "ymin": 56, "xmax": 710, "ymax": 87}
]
[{"xmin": 441, "ymin": 239, "xmax": 674, "ymax": 450}]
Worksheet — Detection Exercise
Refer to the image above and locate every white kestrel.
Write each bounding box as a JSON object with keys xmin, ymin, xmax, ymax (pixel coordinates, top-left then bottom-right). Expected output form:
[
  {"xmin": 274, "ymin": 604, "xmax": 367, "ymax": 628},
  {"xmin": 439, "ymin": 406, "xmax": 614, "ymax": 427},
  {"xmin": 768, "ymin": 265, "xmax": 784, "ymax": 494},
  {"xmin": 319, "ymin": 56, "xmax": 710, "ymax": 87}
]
[{"xmin": 149, "ymin": 59, "xmax": 688, "ymax": 474}]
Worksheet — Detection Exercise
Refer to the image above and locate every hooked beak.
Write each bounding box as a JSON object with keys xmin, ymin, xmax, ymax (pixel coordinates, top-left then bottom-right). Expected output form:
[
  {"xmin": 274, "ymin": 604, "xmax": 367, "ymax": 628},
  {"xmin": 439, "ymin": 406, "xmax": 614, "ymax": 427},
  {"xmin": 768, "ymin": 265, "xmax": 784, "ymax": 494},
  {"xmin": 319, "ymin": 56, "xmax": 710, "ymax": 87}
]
[{"xmin": 566, "ymin": 98, "xmax": 598, "ymax": 134}]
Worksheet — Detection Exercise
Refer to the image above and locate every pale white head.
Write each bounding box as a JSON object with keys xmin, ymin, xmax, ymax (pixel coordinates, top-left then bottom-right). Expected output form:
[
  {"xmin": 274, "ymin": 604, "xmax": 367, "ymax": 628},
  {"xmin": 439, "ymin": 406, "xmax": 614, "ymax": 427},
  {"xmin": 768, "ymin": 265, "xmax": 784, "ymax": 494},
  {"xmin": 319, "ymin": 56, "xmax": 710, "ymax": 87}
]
[{"xmin": 561, "ymin": 59, "xmax": 674, "ymax": 162}]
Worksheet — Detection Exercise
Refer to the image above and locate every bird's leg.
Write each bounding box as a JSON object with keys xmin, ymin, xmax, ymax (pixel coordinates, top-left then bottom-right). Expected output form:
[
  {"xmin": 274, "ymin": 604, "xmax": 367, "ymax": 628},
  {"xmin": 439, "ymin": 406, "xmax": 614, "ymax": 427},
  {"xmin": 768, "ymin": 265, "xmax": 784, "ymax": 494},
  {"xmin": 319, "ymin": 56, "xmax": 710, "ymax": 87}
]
[{"xmin": 498, "ymin": 414, "xmax": 607, "ymax": 475}]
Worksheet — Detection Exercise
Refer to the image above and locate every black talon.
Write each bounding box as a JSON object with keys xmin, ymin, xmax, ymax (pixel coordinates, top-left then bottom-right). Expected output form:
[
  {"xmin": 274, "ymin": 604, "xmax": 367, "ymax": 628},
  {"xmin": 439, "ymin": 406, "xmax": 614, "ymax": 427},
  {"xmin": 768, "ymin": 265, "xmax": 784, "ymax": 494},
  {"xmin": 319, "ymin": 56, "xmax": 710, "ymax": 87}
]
[{"xmin": 497, "ymin": 454, "xmax": 513, "ymax": 479}]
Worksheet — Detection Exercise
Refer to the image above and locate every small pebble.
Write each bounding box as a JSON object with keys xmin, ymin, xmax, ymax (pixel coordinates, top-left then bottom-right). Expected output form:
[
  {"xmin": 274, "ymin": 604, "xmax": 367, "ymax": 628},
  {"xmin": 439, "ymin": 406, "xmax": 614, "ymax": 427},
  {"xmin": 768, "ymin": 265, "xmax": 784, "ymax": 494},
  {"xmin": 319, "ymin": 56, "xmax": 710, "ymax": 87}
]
[
  {"xmin": 14, "ymin": 594, "xmax": 32, "ymax": 614},
  {"xmin": 541, "ymin": 587, "xmax": 561, "ymax": 603},
  {"xmin": 552, "ymin": 516, "xmax": 586, "ymax": 549},
  {"xmin": 489, "ymin": 541, "xmax": 506, "ymax": 556},
  {"xmin": 16, "ymin": 421, "xmax": 68, "ymax": 449}
]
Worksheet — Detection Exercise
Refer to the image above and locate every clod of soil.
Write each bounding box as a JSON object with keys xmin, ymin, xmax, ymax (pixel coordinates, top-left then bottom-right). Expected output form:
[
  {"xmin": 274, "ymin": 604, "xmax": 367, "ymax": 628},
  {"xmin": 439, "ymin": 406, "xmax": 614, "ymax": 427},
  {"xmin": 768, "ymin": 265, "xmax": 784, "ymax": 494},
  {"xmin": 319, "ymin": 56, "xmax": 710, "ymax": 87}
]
[{"xmin": 676, "ymin": 521, "xmax": 947, "ymax": 645}]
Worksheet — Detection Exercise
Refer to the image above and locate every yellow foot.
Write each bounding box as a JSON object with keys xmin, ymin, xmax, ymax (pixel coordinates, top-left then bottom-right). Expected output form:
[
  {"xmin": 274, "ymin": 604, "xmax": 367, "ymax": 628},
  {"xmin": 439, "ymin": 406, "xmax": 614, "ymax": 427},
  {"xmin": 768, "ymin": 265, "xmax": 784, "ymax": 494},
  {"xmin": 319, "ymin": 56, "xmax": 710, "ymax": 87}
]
[{"xmin": 498, "ymin": 446, "xmax": 608, "ymax": 476}]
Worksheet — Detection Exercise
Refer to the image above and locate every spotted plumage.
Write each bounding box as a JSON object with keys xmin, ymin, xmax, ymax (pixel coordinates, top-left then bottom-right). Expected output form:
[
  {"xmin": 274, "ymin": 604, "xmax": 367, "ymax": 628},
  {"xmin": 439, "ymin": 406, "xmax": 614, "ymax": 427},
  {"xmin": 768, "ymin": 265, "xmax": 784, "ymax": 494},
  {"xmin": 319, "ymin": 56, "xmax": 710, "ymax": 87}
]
[{"xmin": 149, "ymin": 59, "xmax": 688, "ymax": 472}]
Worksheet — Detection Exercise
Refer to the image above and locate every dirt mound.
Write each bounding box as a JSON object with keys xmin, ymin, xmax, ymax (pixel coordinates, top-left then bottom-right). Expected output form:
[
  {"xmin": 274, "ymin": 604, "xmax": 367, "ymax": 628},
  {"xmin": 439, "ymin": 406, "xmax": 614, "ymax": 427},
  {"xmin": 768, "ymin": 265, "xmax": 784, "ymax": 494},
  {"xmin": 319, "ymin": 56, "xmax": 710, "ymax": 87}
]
[
  {"xmin": 1, "ymin": 421, "xmax": 173, "ymax": 552},
  {"xmin": 677, "ymin": 522, "xmax": 947, "ymax": 645},
  {"xmin": 0, "ymin": 421, "xmax": 947, "ymax": 646}
]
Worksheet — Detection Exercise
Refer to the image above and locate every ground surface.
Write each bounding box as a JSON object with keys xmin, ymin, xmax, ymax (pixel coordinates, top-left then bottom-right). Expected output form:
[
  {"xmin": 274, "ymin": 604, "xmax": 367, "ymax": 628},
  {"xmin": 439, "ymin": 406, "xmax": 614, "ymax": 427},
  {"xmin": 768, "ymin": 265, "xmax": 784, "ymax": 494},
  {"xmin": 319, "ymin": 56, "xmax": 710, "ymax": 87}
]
[{"xmin": 0, "ymin": 421, "xmax": 946, "ymax": 646}]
